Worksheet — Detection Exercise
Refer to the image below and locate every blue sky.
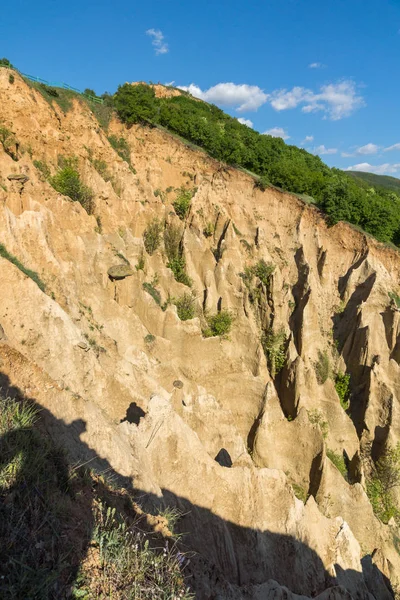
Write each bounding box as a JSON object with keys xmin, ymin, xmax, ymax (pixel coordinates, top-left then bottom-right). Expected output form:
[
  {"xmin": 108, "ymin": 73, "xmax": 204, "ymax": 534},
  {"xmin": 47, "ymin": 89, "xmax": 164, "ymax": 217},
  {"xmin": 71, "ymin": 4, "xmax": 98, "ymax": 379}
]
[{"xmin": 2, "ymin": 0, "xmax": 400, "ymax": 175}]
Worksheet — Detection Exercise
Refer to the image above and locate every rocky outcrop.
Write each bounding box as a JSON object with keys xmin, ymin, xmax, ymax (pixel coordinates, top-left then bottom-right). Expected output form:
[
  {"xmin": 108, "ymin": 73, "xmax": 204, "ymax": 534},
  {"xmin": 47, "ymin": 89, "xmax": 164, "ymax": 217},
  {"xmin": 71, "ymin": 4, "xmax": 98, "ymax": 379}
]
[{"xmin": 1, "ymin": 67, "xmax": 400, "ymax": 597}]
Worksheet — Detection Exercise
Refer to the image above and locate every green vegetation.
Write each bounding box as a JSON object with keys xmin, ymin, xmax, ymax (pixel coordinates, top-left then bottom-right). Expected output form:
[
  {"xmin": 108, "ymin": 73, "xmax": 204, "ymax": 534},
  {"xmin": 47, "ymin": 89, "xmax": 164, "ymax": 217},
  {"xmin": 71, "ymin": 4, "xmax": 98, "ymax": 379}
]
[
  {"xmin": 347, "ymin": 171, "xmax": 400, "ymax": 195},
  {"xmin": 144, "ymin": 333, "xmax": 156, "ymax": 345},
  {"xmin": 108, "ymin": 135, "xmax": 131, "ymax": 165},
  {"xmin": 0, "ymin": 242, "xmax": 45, "ymax": 292},
  {"xmin": 143, "ymin": 218, "xmax": 163, "ymax": 255},
  {"xmin": 0, "ymin": 57, "xmax": 13, "ymax": 68},
  {"xmin": 366, "ymin": 443, "xmax": 400, "ymax": 524},
  {"xmin": 203, "ymin": 222, "xmax": 215, "ymax": 238},
  {"xmin": 261, "ymin": 327, "xmax": 286, "ymax": 377},
  {"xmin": 26, "ymin": 80, "xmax": 78, "ymax": 114},
  {"xmin": 326, "ymin": 449, "xmax": 348, "ymax": 479},
  {"xmin": 136, "ymin": 252, "xmax": 145, "ymax": 271},
  {"xmin": 307, "ymin": 409, "xmax": 329, "ymax": 440},
  {"xmin": 0, "ymin": 126, "xmax": 17, "ymax": 160},
  {"xmin": 389, "ymin": 291, "xmax": 400, "ymax": 309},
  {"xmin": 33, "ymin": 159, "xmax": 51, "ymax": 179},
  {"xmin": 203, "ymin": 309, "xmax": 233, "ymax": 338},
  {"xmin": 113, "ymin": 83, "xmax": 400, "ymax": 247},
  {"xmin": 143, "ymin": 275, "xmax": 162, "ymax": 307},
  {"xmin": 8, "ymin": 74, "xmax": 14, "ymax": 84},
  {"xmin": 173, "ymin": 187, "xmax": 195, "ymax": 220},
  {"xmin": 0, "ymin": 393, "xmax": 192, "ymax": 599},
  {"xmin": 292, "ymin": 483, "xmax": 308, "ymax": 503},
  {"xmin": 50, "ymin": 157, "xmax": 95, "ymax": 214},
  {"xmin": 164, "ymin": 224, "xmax": 192, "ymax": 286},
  {"xmin": 314, "ymin": 350, "xmax": 330, "ymax": 384},
  {"xmin": 335, "ymin": 372, "xmax": 351, "ymax": 410},
  {"xmin": 173, "ymin": 293, "xmax": 195, "ymax": 321}
]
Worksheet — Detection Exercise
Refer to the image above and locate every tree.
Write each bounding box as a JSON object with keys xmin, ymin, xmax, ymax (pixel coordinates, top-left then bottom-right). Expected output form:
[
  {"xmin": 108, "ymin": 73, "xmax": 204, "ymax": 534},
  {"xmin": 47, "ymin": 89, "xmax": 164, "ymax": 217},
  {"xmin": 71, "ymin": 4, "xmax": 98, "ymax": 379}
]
[{"xmin": 114, "ymin": 84, "xmax": 157, "ymax": 124}]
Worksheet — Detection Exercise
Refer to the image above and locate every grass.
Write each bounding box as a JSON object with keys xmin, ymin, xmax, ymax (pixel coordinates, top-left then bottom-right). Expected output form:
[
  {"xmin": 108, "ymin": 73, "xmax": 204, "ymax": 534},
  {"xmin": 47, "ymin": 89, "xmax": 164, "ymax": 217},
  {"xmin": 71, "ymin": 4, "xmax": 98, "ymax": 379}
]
[
  {"xmin": 0, "ymin": 242, "xmax": 46, "ymax": 292},
  {"xmin": 108, "ymin": 135, "xmax": 132, "ymax": 166},
  {"xmin": 292, "ymin": 483, "xmax": 308, "ymax": 503},
  {"xmin": 335, "ymin": 372, "xmax": 350, "ymax": 411},
  {"xmin": 164, "ymin": 224, "xmax": 192, "ymax": 287},
  {"xmin": 0, "ymin": 126, "xmax": 18, "ymax": 160},
  {"xmin": 173, "ymin": 293, "xmax": 195, "ymax": 321},
  {"xmin": 50, "ymin": 157, "xmax": 95, "ymax": 214},
  {"xmin": 261, "ymin": 327, "xmax": 286, "ymax": 378},
  {"xmin": 173, "ymin": 187, "xmax": 195, "ymax": 220},
  {"xmin": 307, "ymin": 409, "xmax": 329, "ymax": 440},
  {"xmin": 33, "ymin": 159, "xmax": 51, "ymax": 179},
  {"xmin": 326, "ymin": 449, "xmax": 348, "ymax": 479},
  {"xmin": 0, "ymin": 393, "xmax": 193, "ymax": 600},
  {"xmin": 25, "ymin": 79, "xmax": 78, "ymax": 114},
  {"xmin": 203, "ymin": 309, "xmax": 233, "ymax": 338},
  {"xmin": 314, "ymin": 350, "xmax": 330, "ymax": 384},
  {"xmin": 143, "ymin": 219, "xmax": 163, "ymax": 255},
  {"xmin": 389, "ymin": 291, "xmax": 400, "ymax": 309}
]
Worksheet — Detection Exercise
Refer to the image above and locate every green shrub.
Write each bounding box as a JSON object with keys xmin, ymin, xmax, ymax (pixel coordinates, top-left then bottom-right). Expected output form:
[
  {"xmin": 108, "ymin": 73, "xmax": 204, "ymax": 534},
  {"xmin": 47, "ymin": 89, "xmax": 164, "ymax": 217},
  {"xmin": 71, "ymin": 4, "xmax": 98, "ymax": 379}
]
[
  {"xmin": 114, "ymin": 83, "xmax": 158, "ymax": 124},
  {"xmin": 39, "ymin": 83, "xmax": 59, "ymax": 97},
  {"xmin": 8, "ymin": 74, "xmax": 14, "ymax": 84},
  {"xmin": 143, "ymin": 219, "xmax": 162, "ymax": 255},
  {"xmin": 136, "ymin": 252, "xmax": 145, "ymax": 271},
  {"xmin": 315, "ymin": 350, "xmax": 330, "ymax": 384},
  {"xmin": 203, "ymin": 309, "xmax": 233, "ymax": 338},
  {"xmin": 0, "ymin": 242, "xmax": 46, "ymax": 292},
  {"xmin": 164, "ymin": 224, "xmax": 192, "ymax": 286},
  {"xmin": 173, "ymin": 187, "xmax": 194, "ymax": 220},
  {"xmin": 173, "ymin": 293, "xmax": 195, "ymax": 321},
  {"xmin": 261, "ymin": 327, "xmax": 286, "ymax": 377},
  {"xmin": 366, "ymin": 444, "xmax": 400, "ymax": 524},
  {"xmin": 253, "ymin": 259, "xmax": 275, "ymax": 286},
  {"xmin": 0, "ymin": 57, "xmax": 13, "ymax": 67},
  {"xmin": 108, "ymin": 135, "xmax": 131, "ymax": 164},
  {"xmin": 292, "ymin": 483, "xmax": 308, "ymax": 503},
  {"xmin": 50, "ymin": 158, "xmax": 95, "ymax": 214},
  {"xmin": 83, "ymin": 88, "xmax": 96, "ymax": 98},
  {"xmin": 203, "ymin": 222, "xmax": 214, "ymax": 238},
  {"xmin": 255, "ymin": 175, "xmax": 270, "ymax": 191},
  {"xmin": 389, "ymin": 291, "xmax": 400, "ymax": 309},
  {"xmin": 0, "ymin": 126, "xmax": 17, "ymax": 160},
  {"xmin": 144, "ymin": 333, "xmax": 156, "ymax": 344},
  {"xmin": 326, "ymin": 449, "xmax": 348, "ymax": 479},
  {"xmin": 167, "ymin": 256, "xmax": 192, "ymax": 286},
  {"xmin": 33, "ymin": 159, "xmax": 51, "ymax": 179},
  {"xmin": 335, "ymin": 372, "xmax": 350, "ymax": 410},
  {"xmin": 307, "ymin": 409, "xmax": 329, "ymax": 439}
]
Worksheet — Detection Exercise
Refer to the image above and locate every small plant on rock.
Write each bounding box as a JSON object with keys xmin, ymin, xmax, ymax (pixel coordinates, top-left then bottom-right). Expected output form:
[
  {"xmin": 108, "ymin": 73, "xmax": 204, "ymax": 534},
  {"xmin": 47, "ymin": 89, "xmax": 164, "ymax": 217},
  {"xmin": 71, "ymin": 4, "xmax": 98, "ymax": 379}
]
[
  {"xmin": 173, "ymin": 187, "xmax": 194, "ymax": 220},
  {"xmin": 143, "ymin": 219, "xmax": 163, "ymax": 255},
  {"xmin": 314, "ymin": 350, "xmax": 330, "ymax": 384},
  {"xmin": 50, "ymin": 157, "xmax": 94, "ymax": 214},
  {"xmin": 203, "ymin": 309, "xmax": 233, "ymax": 338},
  {"xmin": 173, "ymin": 293, "xmax": 195, "ymax": 321},
  {"xmin": 261, "ymin": 327, "xmax": 286, "ymax": 378},
  {"xmin": 326, "ymin": 449, "xmax": 348, "ymax": 479},
  {"xmin": 307, "ymin": 409, "xmax": 329, "ymax": 440},
  {"xmin": 335, "ymin": 372, "xmax": 351, "ymax": 411}
]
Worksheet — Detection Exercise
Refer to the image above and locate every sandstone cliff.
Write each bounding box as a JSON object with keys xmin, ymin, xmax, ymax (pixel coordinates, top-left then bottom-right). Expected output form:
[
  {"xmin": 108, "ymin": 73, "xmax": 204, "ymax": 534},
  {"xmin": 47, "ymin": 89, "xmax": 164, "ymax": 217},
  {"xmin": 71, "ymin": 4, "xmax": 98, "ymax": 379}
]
[{"xmin": 0, "ymin": 67, "xmax": 400, "ymax": 598}]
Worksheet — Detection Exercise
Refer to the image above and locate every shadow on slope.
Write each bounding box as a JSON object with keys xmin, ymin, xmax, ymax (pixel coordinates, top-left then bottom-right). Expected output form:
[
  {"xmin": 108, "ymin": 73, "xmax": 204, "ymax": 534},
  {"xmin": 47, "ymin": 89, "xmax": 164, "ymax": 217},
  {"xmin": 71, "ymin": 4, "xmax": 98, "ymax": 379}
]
[{"xmin": 0, "ymin": 372, "xmax": 394, "ymax": 599}]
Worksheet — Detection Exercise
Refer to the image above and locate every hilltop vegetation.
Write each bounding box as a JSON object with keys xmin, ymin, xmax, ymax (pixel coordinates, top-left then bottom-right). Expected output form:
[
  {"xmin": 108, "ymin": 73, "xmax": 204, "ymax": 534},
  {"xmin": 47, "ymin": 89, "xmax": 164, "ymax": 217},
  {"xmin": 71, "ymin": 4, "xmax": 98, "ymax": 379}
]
[
  {"xmin": 347, "ymin": 170, "xmax": 400, "ymax": 195},
  {"xmin": 113, "ymin": 83, "xmax": 400, "ymax": 247}
]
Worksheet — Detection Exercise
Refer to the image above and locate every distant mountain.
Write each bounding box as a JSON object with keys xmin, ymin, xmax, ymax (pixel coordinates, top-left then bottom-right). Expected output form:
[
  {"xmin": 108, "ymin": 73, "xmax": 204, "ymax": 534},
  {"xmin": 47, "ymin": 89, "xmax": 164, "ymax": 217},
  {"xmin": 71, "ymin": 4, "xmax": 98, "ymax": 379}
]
[{"xmin": 346, "ymin": 170, "xmax": 400, "ymax": 194}]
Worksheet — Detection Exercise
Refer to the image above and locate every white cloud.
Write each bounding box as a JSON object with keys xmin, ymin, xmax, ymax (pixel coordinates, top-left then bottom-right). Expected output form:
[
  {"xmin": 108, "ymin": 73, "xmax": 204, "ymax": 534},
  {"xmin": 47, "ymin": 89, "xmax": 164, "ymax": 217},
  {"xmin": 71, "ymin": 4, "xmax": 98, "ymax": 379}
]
[
  {"xmin": 384, "ymin": 143, "xmax": 400, "ymax": 152},
  {"xmin": 345, "ymin": 162, "xmax": 400, "ymax": 175},
  {"xmin": 301, "ymin": 135, "xmax": 314, "ymax": 144},
  {"xmin": 341, "ymin": 152, "xmax": 354, "ymax": 158},
  {"xmin": 313, "ymin": 145, "xmax": 338, "ymax": 155},
  {"xmin": 355, "ymin": 143, "xmax": 379, "ymax": 155},
  {"xmin": 263, "ymin": 127, "xmax": 290, "ymax": 140},
  {"xmin": 178, "ymin": 82, "xmax": 268, "ymax": 112},
  {"xmin": 237, "ymin": 117, "xmax": 254, "ymax": 128},
  {"xmin": 309, "ymin": 62, "xmax": 325, "ymax": 69},
  {"xmin": 164, "ymin": 80, "xmax": 175, "ymax": 86},
  {"xmin": 270, "ymin": 80, "xmax": 365, "ymax": 120},
  {"xmin": 146, "ymin": 29, "xmax": 169, "ymax": 55}
]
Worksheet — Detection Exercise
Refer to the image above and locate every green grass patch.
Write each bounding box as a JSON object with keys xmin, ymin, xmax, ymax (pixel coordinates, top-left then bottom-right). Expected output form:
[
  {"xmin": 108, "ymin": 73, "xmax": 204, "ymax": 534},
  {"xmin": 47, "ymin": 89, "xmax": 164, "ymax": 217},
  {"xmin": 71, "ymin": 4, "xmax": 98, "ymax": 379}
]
[
  {"xmin": 335, "ymin": 372, "xmax": 350, "ymax": 411},
  {"xmin": 203, "ymin": 309, "xmax": 233, "ymax": 338},
  {"xmin": 0, "ymin": 243, "xmax": 45, "ymax": 292},
  {"xmin": 261, "ymin": 327, "xmax": 286, "ymax": 378},
  {"xmin": 143, "ymin": 219, "xmax": 163, "ymax": 255},
  {"xmin": 173, "ymin": 293, "xmax": 195, "ymax": 321},
  {"xmin": 50, "ymin": 157, "xmax": 94, "ymax": 214},
  {"xmin": 326, "ymin": 449, "xmax": 348, "ymax": 479}
]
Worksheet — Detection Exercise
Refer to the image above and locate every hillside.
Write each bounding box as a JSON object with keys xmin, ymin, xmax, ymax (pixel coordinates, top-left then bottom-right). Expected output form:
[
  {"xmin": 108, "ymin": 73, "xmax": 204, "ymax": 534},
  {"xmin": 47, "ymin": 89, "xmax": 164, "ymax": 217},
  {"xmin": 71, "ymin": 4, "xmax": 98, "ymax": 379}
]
[
  {"xmin": 1, "ymin": 65, "xmax": 400, "ymax": 598},
  {"xmin": 347, "ymin": 170, "xmax": 400, "ymax": 194}
]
